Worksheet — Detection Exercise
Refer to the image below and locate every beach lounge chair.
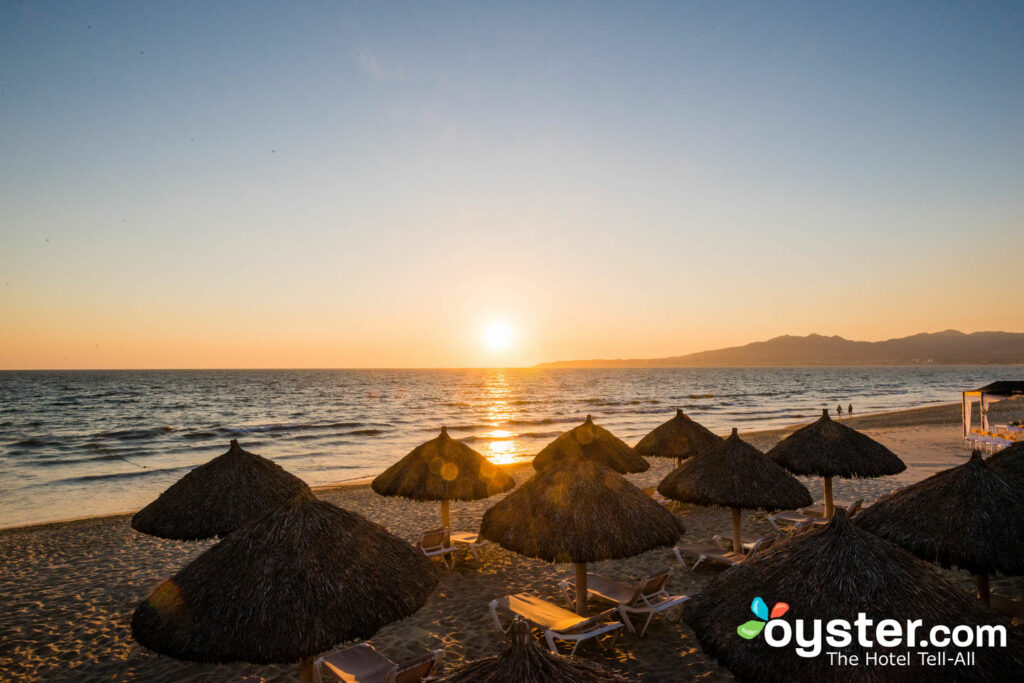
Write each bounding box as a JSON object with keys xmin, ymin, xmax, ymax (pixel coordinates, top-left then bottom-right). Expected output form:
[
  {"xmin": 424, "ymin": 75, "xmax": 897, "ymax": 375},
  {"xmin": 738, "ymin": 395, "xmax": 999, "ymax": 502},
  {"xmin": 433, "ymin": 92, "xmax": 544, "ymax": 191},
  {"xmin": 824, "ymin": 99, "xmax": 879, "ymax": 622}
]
[
  {"xmin": 418, "ymin": 528, "xmax": 458, "ymax": 569},
  {"xmin": 771, "ymin": 500, "xmax": 863, "ymax": 535},
  {"xmin": 313, "ymin": 642, "xmax": 442, "ymax": 683},
  {"xmin": 768, "ymin": 510, "xmax": 818, "ymax": 535},
  {"xmin": 489, "ymin": 593, "xmax": 624, "ymax": 655},
  {"xmin": 990, "ymin": 594, "xmax": 1024, "ymax": 625},
  {"xmin": 798, "ymin": 497, "xmax": 856, "ymax": 518},
  {"xmin": 644, "ymin": 486, "xmax": 681, "ymax": 512},
  {"xmin": 712, "ymin": 531, "xmax": 776, "ymax": 553},
  {"xmin": 448, "ymin": 530, "xmax": 484, "ymax": 562},
  {"xmin": 673, "ymin": 535, "xmax": 775, "ymax": 571},
  {"xmin": 558, "ymin": 570, "xmax": 689, "ymax": 637}
]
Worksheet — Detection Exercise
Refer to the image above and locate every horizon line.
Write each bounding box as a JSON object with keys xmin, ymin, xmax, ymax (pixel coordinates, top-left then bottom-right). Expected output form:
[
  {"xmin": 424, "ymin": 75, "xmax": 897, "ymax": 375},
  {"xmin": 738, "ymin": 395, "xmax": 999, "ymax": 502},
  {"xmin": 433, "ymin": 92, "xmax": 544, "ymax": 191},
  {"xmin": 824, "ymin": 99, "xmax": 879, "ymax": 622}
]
[{"xmin": 2, "ymin": 362, "xmax": 1023, "ymax": 372}]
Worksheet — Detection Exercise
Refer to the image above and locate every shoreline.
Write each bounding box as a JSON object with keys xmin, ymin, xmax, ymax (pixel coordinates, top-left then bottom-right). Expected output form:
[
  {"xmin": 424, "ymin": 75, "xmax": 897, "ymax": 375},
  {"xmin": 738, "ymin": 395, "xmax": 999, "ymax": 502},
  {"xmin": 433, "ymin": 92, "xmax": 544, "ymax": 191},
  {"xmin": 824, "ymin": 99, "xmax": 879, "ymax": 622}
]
[{"xmin": 0, "ymin": 399, "xmax": 971, "ymax": 535}]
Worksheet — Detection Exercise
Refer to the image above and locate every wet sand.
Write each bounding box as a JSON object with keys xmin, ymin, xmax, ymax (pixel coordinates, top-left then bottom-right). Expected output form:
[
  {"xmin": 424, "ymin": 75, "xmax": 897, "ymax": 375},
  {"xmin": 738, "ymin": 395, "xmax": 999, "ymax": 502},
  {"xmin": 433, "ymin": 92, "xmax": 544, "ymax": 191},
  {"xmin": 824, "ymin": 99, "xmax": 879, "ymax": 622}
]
[{"xmin": 2, "ymin": 401, "xmax": 1021, "ymax": 682}]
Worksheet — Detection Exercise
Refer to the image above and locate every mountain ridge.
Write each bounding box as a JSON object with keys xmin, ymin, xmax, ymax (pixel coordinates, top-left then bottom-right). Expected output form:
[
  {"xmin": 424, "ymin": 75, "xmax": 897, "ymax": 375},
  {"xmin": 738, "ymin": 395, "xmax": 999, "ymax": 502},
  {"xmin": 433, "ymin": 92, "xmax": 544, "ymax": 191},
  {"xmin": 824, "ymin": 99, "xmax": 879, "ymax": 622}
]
[{"xmin": 535, "ymin": 331, "xmax": 1024, "ymax": 368}]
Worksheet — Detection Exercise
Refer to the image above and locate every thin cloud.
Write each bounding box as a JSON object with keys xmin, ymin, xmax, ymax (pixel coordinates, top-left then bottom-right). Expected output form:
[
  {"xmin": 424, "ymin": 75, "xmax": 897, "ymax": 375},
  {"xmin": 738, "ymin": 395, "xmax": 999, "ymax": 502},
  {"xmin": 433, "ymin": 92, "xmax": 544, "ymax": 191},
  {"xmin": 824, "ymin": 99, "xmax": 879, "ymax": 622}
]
[{"xmin": 356, "ymin": 50, "xmax": 406, "ymax": 82}]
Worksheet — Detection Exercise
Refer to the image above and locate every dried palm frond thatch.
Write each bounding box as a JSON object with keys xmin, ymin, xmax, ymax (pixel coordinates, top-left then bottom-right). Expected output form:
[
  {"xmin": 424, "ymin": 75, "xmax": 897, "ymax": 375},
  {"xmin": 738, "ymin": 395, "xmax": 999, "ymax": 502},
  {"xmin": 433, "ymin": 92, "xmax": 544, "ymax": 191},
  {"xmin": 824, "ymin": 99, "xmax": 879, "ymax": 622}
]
[
  {"xmin": 431, "ymin": 616, "xmax": 632, "ymax": 682},
  {"xmin": 768, "ymin": 409, "xmax": 906, "ymax": 517},
  {"xmin": 685, "ymin": 509, "xmax": 1024, "ymax": 683},
  {"xmin": 131, "ymin": 439, "xmax": 313, "ymax": 541},
  {"xmin": 988, "ymin": 441, "xmax": 1024, "ymax": 487},
  {"xmin": 372, "ymin": 427, "xmax": 516, "ymax": 536},
  {"xmin": 854, "ymin": 451, "xmax": 1024, "ymax": 604},
  {"xmin": 634, "ymin": 409, "xmax": 722, "ymax": 467},
  {"xmin": 532, "ymin": 415, "xmax": 649, "ymax": 473},
  {"xmin": 658, "ymin": 428, "xmax": 811, "ymax": 552},
  {"xmin": 131, "ymin": 496, "xmax": 437, "ymax": 681},
  {"xmin": 481, "ymin": 455, "xmax": 683, "ymax": 614}
]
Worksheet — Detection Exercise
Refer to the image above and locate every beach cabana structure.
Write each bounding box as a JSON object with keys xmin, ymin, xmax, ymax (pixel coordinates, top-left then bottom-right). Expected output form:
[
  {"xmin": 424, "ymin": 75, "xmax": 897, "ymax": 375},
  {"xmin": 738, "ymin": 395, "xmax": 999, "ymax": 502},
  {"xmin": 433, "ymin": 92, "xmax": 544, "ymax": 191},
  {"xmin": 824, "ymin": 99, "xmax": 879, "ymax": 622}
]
[
  {"xmin": 532, "ymin": 415, "xmax": 649, "ymax": 474},
  {"xmin": 481, "ymin": 454, "xmax": 683, "ymax": 616},
  {"xmin": 372, "ymin": 426, "xmax": 516, "ymax": 546},
  {"xmin": 854, "ymin": 451, "xmax": 1024, "ymax": 605},
  {"xmin": 431, "ymin": 615, "xmax": 630, "ymax": 682},
  {"xmin": 131, "ymin": 494, "xmax": 438, "ymax": 683},
  {"xmin": 131, "ymin": 439, "xmax": 312, "ymax": 540},
  {"xmin": 658, "ymin": 428, "xmax": 811, "ymax": 554},
  {"xmin": 963, "ymin": 381, "xmax": 1024, "ymax": 439},
  {"xmin": 685, "ymin": 509, "xmax": 1024, "ymax": 682},
  {"xmin": 634, "ymin": 409, "xmax": 722, "ymax": 467},
  {"xmin": 767, "ymin": 409, "xmax": 905, "ymax": 518}
]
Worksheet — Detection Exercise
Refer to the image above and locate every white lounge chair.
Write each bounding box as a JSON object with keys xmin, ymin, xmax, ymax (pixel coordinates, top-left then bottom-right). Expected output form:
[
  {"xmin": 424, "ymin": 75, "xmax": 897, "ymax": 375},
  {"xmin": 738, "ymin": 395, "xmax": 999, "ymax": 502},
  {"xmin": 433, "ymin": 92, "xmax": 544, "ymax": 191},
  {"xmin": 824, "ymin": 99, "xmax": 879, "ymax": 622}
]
[
  {"xmin": 448, "ymin": 530, "xmax": 484, "ymax": 562},
  {"xmin": 313, "ymin": 643, "xmax": 442, "ymax": 683},
  {"xmin": 673, "ymin": 535, "xmax": 775, "ymax": 571},
  {"xmin": 558, "ymin": 570, "xmax": 689, "ymax": 638},
  {"xmin": 768, "ymin": 510, "xmax": 818, "ymax": 535},
  {"xmin": 418, "ymin": 528, "xmax": 459, "ymax": 569},
  {"xmin": 489, "ymin": 593, "xmax": 624, "ymax": 655},
  {"xmin": 712, "ymin": 531, "xmax": 776, "ymax": 553}
]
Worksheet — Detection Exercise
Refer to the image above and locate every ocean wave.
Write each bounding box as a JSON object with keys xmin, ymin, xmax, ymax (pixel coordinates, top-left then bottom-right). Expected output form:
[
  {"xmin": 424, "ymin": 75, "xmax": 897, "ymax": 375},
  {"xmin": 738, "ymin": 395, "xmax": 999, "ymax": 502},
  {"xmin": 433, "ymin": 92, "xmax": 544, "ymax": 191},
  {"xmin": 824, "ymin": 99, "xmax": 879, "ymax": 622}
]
[
  {"xmin": 43, "ymin": 465, "xmax": 194, "ymax": 485},
  {"xmin": 14, "ymin": 437, "xmax": 64, "ymax": 448},
  {"xmin": 424, "ymin": 423, "xmax": 492, "ymax": 432},
  {"xmin": 93, "ymin": 426, "xmax": 174, "ymax": 441},
  {"xmin": 220, "ymin": 421, "xmax": 366, "ymax": 435},
  {"xmin": 181, "ymin": 430, "xmax": 220, "ymax": 440}
]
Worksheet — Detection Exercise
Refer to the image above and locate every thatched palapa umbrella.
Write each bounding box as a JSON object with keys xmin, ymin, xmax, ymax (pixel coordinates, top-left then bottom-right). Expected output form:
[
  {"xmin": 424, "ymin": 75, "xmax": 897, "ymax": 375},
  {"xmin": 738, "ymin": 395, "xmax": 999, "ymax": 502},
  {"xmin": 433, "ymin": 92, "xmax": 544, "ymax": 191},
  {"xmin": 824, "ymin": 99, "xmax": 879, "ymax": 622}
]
[
  {"xmin": 685, "ymin": 510, "xmax": 1024, "ymax": 682},
  {"xmin": 854, "ymin": 451, "xmax": 1024, "ymax": 605},
  {"xmin": 768, "ymin": 408, "xmax": 906, "ymax": 518},
  {"xmin": 431, "ymin": 616, "xmax": 632, "ymax": 682},
  {"xmin": 658, "ymin": 428, "xmax": 811, "ymax": 553},
  {"xmin": 132, "ymin": 494, "xmax": 437, "ymax": 682},
  {"xmin": 635, "ymin": 409, "xmax": 722, "ymax": 467},
  {"xmin": 131, "ymin": 439, "xmax": 312, "ymax": 540},
  {"xmin": 988, "ymin": 440, "xmax": 1024, "ymax": 487},
  {"xmin": 372, "ymin": 426, "xmax": 516, "ymax": 543},
  {"xmin": 481, "ymin": 453, "xmax": 683, "ymax": 615},
  {"xmin": 532, "ymin": 415, "xmax": 649, "ymax": 473}
]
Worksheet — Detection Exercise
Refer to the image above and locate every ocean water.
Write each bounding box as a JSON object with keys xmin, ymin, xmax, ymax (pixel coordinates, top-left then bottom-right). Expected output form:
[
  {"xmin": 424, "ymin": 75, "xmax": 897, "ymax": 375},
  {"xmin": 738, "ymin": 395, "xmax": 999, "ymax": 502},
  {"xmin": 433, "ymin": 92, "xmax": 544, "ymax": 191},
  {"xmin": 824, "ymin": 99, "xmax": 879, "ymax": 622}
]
[{"xmin": 0, "ymin": 366, "xmax": 1018, "ymax": 527}]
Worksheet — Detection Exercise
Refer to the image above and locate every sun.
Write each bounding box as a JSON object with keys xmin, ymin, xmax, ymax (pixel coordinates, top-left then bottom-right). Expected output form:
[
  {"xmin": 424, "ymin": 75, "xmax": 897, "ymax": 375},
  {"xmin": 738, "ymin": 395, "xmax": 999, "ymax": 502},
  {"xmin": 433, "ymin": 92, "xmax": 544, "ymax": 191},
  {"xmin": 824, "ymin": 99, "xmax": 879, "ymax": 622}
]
[{"xmin": 482, "ymin": 320, "xmax": 516, "ymax": 352}]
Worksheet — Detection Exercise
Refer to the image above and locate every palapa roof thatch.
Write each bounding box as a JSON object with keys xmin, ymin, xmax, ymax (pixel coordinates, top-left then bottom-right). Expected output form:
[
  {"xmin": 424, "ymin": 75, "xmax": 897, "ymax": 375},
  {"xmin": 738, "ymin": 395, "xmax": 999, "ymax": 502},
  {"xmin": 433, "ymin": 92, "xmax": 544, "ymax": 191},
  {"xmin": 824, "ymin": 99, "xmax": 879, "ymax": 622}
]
[
  {"xmin": 685, "ymin": 509, "xmax": 1024, "ymax": 683},
  {"xmin": 131, "ymin": 439, "xmax": 313, "ymax": 541},
  {"xmin": 131, "ymin": 496, "xmax": 437, "ymax": 664},
  {"xmin": 767, "ymin": 409, "xmax": 906, "ymax": 478},
  {"xmin": 988, "ymin": 441, "xmax": 1024, "ymax": 487},
  {"xmin": 371, "ymin": 427, "xmax": 516, "ymax": 501},
  {"xmin": 532, "ymin": 415, "xmax": 649, "ymax": 474},
  {"xmin": 854, "ymin": 452, "xmax": 1024, "ymax": 576},
  {"xmin": 634, "ymin": 409, "xmax": 722, "ymax": 460},
  {"xmin": 431, "ymin": 616, "xmax": 632, "ymax": 682},
  {"xmin": 657, "ymin": 429, "xmax": 811, "ymax": 511},
  {"xmin": 481, "ymin": 454, "xmax": 683, "ymax": 563}
]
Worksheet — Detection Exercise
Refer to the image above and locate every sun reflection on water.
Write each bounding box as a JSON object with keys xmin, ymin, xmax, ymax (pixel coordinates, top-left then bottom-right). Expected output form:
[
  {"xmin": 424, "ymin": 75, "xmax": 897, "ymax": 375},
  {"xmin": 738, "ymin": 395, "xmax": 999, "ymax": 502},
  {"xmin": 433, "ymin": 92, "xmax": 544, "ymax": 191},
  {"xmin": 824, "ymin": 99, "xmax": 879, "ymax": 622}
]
[{"xmin": 479, "ymin": 371, "xmax": 531, "ymax": 465}]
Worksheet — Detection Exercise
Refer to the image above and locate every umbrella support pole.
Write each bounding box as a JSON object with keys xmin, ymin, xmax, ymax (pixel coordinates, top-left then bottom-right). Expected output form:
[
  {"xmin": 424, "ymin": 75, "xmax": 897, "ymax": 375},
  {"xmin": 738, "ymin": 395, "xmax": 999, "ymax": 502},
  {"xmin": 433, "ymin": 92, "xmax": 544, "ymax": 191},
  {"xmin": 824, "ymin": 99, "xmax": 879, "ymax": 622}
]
[
  {"xmin": 676, "ymin": 456, "xmax": 683, "ymax": 468},
  {"xmin": 574, "ymin": 562, "xmax": 588, "ymax": 616},
  {"xmin": 299, "ymin": 656, "xmax": 314, "ymax": 683},
  {"xmin": 823, "ymin": 476, "xmax": 834, "ymax": 519},
  {"xmin": 976, "ymin": 574, "xmax": 991, "ymax": 606},
  {"xmin": 731, "ymin": 507, "xmax": 743, "ymax": 554},
  {"xmin": 441, "ymin": 500, "xmax": 450, "ymax": 546}
]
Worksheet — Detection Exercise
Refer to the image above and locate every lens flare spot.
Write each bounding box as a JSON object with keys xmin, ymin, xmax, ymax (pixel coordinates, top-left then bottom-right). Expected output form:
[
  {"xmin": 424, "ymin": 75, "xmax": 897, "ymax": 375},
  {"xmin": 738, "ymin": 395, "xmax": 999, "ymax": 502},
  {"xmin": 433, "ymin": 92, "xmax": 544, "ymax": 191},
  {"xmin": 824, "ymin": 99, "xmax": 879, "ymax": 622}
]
[{"xmin": 440, "ymin": 462, "xmax": 459, "ymax": 481}]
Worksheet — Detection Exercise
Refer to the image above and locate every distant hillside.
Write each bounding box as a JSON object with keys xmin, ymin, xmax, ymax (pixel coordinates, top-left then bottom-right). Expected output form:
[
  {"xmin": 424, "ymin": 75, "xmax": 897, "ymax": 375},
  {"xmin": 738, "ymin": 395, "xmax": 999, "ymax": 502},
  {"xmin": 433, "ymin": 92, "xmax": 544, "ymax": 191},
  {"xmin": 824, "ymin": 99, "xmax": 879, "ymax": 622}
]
[{"xmin": 535, "ymin": 331, "xmax": 1024, "ymax": 368}]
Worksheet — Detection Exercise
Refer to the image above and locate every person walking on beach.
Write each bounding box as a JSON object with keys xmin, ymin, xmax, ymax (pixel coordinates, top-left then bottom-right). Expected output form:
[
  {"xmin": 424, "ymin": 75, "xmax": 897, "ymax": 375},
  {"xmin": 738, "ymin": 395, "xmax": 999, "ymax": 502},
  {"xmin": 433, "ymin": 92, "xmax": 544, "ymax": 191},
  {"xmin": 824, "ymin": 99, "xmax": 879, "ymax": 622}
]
[
  {"xmin": 836, "ymin": 404, "xmax": 843, "ymax": 416},
  {"xmin": 848, "ymin": 403, "xmax": 853, "ymax": 415}
]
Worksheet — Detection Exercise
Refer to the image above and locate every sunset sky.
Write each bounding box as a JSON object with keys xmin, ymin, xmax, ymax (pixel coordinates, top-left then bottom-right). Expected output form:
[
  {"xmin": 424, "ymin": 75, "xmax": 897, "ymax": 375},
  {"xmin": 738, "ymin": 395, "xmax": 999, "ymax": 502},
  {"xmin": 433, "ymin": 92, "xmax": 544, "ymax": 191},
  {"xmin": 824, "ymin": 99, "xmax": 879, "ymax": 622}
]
[{"xmin": 1, "ymin": 2, "xmax": 1022, "ymax": 369}]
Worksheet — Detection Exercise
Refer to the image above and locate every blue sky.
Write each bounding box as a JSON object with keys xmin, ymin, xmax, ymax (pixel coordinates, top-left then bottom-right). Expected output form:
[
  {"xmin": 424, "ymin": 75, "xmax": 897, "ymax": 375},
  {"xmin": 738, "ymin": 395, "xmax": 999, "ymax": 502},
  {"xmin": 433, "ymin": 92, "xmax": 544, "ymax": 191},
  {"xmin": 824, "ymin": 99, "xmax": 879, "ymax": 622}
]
[{"xmin": 1, "ymin": 2, "xmax": 1022, "ymax": 367}]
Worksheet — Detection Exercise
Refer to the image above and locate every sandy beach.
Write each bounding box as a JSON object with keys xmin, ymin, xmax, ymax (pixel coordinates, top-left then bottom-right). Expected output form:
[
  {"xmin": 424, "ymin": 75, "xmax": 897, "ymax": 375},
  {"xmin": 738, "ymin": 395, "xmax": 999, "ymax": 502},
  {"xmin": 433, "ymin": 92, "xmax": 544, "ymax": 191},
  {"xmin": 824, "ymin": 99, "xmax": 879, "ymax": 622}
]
[{"xmin": 2, "ymin": 401, "xmax": 1021, "ymax": 682}]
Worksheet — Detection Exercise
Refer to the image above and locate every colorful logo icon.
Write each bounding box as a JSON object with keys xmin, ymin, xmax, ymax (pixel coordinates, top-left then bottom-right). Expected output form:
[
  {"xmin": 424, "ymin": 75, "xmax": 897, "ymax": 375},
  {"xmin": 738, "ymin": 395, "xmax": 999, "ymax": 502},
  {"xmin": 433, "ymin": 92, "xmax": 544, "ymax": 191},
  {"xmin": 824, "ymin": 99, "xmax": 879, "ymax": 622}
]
[{"xmin": 737, "ymin": 596, "xmax": 789, "ymax": 639}]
